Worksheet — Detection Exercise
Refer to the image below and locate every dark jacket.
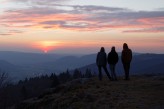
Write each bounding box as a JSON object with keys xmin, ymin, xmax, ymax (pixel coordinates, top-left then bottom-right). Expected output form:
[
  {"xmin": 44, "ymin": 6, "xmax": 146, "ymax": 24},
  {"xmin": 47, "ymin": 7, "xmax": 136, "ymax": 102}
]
[
  {"xmin": 96, "ymin": 52, "xmax": 107, "ymax": 66},
  {"xmin": 121, "ymin": 49, "xmax": 132, "ymax": 63},
  {"xmin": 107, "ymin": 51, "xmax": 118, "ymax": 65}
]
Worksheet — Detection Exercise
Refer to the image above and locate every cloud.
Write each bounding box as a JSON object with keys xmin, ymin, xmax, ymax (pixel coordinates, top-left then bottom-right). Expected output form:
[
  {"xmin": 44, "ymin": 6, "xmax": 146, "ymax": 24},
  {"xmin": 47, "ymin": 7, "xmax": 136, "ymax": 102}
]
[
  {"xmin": 1, "ymin": 4, "xmax": 164, "ymax": 32},
  {"xmin": 124, "ymin": 27, "xmax": 164, "ymax": 33},
  {"xmin": 71, "ymin": 5, "xmax": 130, "ymax": 13},
  {"xmin": 0, "ymin": 33, "xmax": 12, "ymax": 36},
  {"xmin": 0, "ymin": 29, "xmax": 24, "ymax": 36},
  {"xmin": 9, "ymin": 30, "xmax": 24, "ymax": 33},
  {"xmin": 7, "ymin": 0, "xmax": 71, "ymax": 5}
]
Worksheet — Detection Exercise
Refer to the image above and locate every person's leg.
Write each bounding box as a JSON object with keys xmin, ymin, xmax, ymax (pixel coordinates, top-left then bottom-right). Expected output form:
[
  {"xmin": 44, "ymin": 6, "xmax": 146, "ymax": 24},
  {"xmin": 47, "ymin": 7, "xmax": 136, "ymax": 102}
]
[
  {"xmin": 124, "ymin": 63, "xmax": 130, "ymax": 80},
  {"xmin": 113, "ymin": 65, "xmax": 117, "ymax": 80},
  {"xmin": 103, "ymin": 66, "xmax": 111, "ymax": 80},
  {"xmin": 98, "ymin": 66, "xmax": 102, "ymax": 81},
  {"xmin": 123, "ymin": 63, "xmax": 127, "ymax": 80},
  {"xmin": 110, "ymin": 65, "xmax": 114, "ymax": 79},
  {"xmin": 126, "ymin": 63, "xmax": 130, "ymax": 80}
]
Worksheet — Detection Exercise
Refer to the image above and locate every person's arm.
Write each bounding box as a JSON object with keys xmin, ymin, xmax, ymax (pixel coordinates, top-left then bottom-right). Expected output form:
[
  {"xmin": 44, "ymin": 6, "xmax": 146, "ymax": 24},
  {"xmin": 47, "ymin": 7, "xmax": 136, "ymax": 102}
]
[
  {"xmin": 116, "ymin": 53, "xmax": 119, "ymax": 63},
  {"xmin": 130, "ymin": 49, "xmax": 132, "ymax": 61},
  {"xmin": 105, "ymin": 53, "xmax": 107, "ymax": 65},
  {"xmin": 121, "ymin": 51, "xmax": 124, "ymax": 62},
  {"xmin": 96, "ymin": 53, "xmax": 99, "ymax": 65}
]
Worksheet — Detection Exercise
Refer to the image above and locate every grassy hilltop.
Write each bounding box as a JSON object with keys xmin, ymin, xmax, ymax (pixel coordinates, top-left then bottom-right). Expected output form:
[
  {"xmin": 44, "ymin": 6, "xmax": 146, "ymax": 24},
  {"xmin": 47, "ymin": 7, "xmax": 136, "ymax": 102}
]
[{"xmin": 14, "ymin": 76, "xmax": 164, "ymax": 109}]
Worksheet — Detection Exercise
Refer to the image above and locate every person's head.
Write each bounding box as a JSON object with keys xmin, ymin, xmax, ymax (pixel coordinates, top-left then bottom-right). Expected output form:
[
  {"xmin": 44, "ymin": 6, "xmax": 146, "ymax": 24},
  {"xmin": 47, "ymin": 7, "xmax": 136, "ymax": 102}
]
[
  {"xmin": 100, "ymin": 47, "xmax": 105, "ymax": 52},
  {"xmin": 123, "ymin": 43, "xmax": 128, "ymax": 50},
  {"xmin": 111, "ymin": 46, "xmax": 115, "ymax": 52}
]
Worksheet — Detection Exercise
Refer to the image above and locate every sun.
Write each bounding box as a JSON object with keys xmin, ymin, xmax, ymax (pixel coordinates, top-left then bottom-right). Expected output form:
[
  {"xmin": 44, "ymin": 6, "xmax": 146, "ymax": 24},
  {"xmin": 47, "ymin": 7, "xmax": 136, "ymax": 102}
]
[
  {"xmin": 34, "ymin": 41, "xmax": 60, "ymax": 53},
  {"xmin": 44, "ymin": 50, "xmax": 48, "ymax": 53}
]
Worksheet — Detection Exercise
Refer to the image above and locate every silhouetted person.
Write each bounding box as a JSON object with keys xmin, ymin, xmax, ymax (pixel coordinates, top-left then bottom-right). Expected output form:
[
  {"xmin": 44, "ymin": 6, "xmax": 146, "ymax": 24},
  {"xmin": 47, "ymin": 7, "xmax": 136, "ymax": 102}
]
[
  {"xmin": 108, "ymin": 46, "xmax": 118, "ymax": 81},
  {"xmin": 121, "ymin": 43, "xmax": 132, "ymax": 80},
  {"xmin": 96, "ymin": 47, "xmax": 111, "ymax": 81}
]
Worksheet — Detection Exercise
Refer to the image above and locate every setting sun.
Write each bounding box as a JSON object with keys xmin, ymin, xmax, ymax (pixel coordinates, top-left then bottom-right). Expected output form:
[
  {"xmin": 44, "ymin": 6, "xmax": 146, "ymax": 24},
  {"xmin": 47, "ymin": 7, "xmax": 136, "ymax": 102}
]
[
  {"xmin": 44, "ymin": 49, "xmax": 48, "ymax": 53},
  {"xmin": 34, "ymin": 41, "xmax": 61, "ymax": 53}
]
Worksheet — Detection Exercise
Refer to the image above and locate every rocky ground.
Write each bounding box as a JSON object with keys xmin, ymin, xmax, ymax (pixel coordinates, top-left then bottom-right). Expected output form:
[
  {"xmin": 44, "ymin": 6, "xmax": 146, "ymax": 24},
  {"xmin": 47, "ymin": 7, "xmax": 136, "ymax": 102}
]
[{"xmin": 13, "ymin": 75, "xmax": 164, "ymax": 109}]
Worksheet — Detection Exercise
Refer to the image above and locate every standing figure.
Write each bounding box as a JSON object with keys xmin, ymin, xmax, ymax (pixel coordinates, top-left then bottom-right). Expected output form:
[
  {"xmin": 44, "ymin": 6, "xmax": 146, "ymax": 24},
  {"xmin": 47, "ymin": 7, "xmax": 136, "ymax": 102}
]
[
  {"xmin": 96, "ymin": 47, "xmax": 111, "ymax": 81},
  {"xmin": 108, "ymin": 46, "xmax": 119, "ymax": 81},
  {"xmin": 121, "ymin": 43, "xmax": 132, "ymax": 80}
]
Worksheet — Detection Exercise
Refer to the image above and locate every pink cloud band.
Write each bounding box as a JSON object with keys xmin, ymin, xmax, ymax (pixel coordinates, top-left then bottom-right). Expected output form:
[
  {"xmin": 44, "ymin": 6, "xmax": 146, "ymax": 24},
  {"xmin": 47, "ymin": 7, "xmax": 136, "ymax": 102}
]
[{"xmin": 1, "ymin": 4, "xmax": 164, "ymax": 35}]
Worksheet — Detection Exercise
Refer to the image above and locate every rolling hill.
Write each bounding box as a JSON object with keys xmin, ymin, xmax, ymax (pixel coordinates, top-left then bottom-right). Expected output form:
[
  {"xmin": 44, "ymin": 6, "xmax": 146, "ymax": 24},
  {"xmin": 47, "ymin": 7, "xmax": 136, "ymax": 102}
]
[{"xmin": 0, "ymin": 51, "xmax": 163, "ymax": 81}]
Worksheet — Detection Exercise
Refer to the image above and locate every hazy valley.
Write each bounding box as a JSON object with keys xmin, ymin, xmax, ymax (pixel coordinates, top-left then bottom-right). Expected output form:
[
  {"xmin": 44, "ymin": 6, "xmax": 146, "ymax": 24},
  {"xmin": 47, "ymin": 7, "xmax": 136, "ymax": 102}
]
[{"xmin": 0, "ymin": 51, "xmax": 164, "ymax": 81}]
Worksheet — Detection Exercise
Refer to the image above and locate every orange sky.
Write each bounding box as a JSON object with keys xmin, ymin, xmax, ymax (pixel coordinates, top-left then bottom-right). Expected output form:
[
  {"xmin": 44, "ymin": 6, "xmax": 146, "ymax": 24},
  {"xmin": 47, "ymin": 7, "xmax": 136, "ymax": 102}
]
[{"xmin": 0, "ymin": 0, "xmax": 164, "ymax": 54}]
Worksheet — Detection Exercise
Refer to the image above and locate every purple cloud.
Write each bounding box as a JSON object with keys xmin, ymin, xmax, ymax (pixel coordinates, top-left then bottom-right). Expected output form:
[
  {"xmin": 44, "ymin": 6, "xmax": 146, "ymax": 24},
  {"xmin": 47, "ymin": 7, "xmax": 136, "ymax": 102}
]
[
  {"xmin": 0, "ymin": 33, "xmax": 12, "ymax": 36},
  {"xmin": 1, "ymin": 4, "xmax": 164, "ymax": 32},
  {"xmin": 124, "ymin": 27, "xmax": 164, "ymax": 33},
  {"xmin": 0, "ymin": 30, "xmax": 24, "ymax": 36},
  {"xmin": 7, "ymin": 0, "xmax": 71, "ymax": 5}
]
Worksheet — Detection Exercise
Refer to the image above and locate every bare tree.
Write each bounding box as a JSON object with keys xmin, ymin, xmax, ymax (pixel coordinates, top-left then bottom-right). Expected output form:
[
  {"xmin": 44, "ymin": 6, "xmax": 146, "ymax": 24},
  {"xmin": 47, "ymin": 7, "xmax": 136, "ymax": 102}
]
[{"xmin": 0, "ymin": 71, "xmax": 8, "ymax": 88}]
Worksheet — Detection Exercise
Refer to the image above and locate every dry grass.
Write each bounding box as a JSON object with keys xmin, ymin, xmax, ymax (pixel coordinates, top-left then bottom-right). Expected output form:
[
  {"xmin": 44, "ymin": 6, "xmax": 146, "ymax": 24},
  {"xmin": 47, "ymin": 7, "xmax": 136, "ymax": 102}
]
[{"xmin": 15, "ymin": 76, "xmax": 164, "ymax": 109}]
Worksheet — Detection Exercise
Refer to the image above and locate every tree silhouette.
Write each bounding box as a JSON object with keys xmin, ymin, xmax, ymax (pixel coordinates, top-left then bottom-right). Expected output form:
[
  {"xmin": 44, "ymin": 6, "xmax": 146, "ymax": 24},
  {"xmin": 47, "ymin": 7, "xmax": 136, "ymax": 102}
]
[
  {"xmin": 51, "ymin": 73, "xmax": 60, "ymax": 87},
  {"xmin": 73, "ymin": 69, "xmax": 82, "ymax": 79},
  {"xmin": 21, "ymin": 86, "xmax": 28, "ymax": 100},
  {"xmin": 84, "ymin": 68, "xmax": 92, "ymax": 78},
  {"xmin": 0, "ymin": 71, "xmax": 9, "ymax": 88},
  {"xmin": 58, "ymin": 70, "xmax": 72, "ymax": 83}
]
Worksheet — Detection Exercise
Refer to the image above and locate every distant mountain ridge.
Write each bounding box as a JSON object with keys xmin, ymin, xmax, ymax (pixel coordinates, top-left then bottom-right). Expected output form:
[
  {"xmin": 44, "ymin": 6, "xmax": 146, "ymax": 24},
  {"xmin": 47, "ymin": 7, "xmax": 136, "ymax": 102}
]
[
  {"xmin": 0, "ymin": 51, "xmax": 163, "ymax": 81},
  {"xmin": 0, "ymin": 51, "xmax": 64, "ymax": 65},
  {"xmin": 0, "ymin": 52, "xmax": 97, "ymax": 80},
  {"xmin": 0, "ymin": 60, "xmax": 16, "ymax": 71}
]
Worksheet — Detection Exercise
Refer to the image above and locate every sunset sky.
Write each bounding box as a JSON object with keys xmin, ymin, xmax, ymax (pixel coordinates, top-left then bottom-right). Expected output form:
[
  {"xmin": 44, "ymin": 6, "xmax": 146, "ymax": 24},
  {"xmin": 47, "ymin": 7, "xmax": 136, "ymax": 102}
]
[{"xmin": 0, "ymin": 0, "xmax": 164, "ymax": 54}]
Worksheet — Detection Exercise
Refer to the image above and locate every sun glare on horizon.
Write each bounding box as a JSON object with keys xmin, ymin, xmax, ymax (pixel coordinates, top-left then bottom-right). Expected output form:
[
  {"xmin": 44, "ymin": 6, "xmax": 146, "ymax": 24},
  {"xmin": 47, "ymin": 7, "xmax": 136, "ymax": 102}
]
[
  {"xmin": 44, "ymin": 50, "xmax": 48, "ymax": 53},
  {"xmin": 34, "ymin": 41, "xmax": 61, "ymax": 53}
]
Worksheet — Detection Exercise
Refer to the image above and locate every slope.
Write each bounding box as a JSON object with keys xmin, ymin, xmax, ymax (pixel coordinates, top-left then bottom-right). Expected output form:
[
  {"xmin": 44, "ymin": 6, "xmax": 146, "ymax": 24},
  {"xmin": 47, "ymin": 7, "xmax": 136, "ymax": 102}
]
[{"xmin": 14, "ymin": 76, "xmax": 164, "ymax": 109}]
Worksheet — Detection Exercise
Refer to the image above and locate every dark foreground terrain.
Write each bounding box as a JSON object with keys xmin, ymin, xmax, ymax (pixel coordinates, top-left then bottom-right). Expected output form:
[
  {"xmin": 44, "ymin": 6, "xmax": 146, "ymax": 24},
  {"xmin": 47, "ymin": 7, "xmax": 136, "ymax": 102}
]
[{"xmin": 13, "ymin": 76, "xmax": 164, "ymax": 109}]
